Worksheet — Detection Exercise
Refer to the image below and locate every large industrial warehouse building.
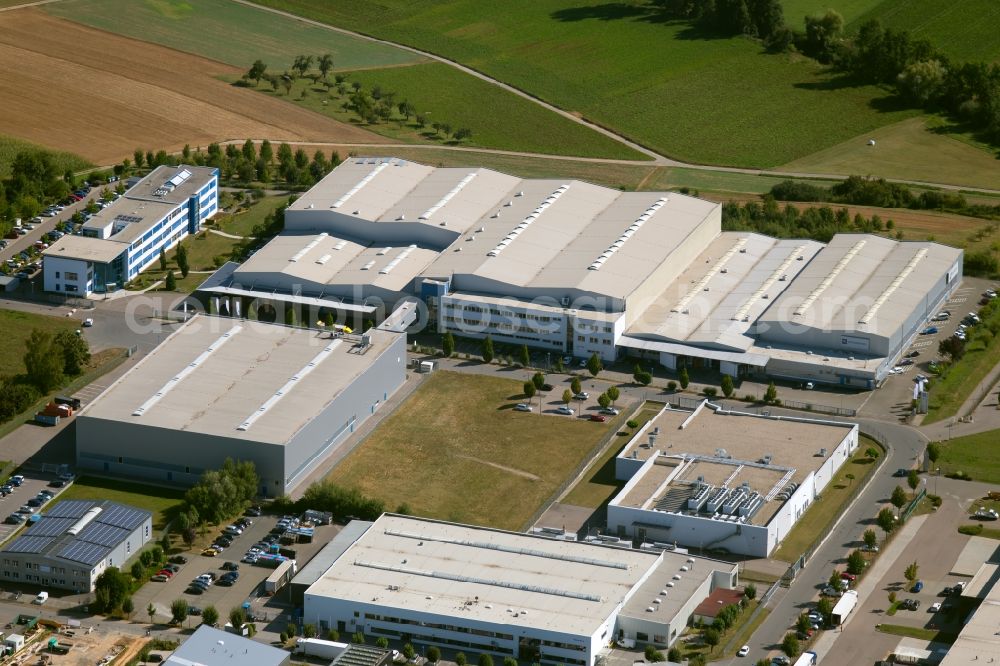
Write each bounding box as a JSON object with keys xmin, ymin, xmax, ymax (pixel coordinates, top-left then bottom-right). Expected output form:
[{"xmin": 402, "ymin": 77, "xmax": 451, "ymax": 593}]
[
  {"xmin": 0, "ymin": 500, "xmax": 152, "ymax": 592},
  {"xmin": 76, "ymin": 314, "xmax": 407, "ymax": 495},
  {"xmin": 197, "ymin": 157, "xmax": 962, "ymax": 387},
  {"xmin": 302, "ymin": 514, "xmax": 739, "ymax": 665},
  {"xmin": 606, "ymin": 402, "xmax": 858, "ymax": 557}
]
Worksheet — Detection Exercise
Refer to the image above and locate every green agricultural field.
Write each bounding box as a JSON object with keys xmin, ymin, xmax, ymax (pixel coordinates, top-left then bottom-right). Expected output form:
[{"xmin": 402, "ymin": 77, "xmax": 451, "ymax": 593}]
[
  {"xmin": 0, "ymin": 309, "xmax": 80, "ymax": 376},
  {"xmin": 58, "ymin": 476, "xmax": 185, "ymax": 530},
  {"xmin": 250, "ymin": 65, "xmax": 644, "ymax": 159},
  {"xmin": 257, "ymin": 0, "xmax": 922, "ymax": 168},
  {"xmin": 782, "ymin": 0, "xmax": 882, "ymax": 25},
  {"xmin": 781, "ymin": 117, "xmax": 1000, "ymax": 190},
  {"xmin": 44, "ymin": 0, "xmax": 422, "ymax": 71},
  {"xmin": 326, "ymin": 371, "xmax": 621, "ymax": 530},
  {"xmin": 0, "ymin": 135, "xmax": 91, "ymax": 179},
  {"xmin": 850, "ymin": 0, "xmax": 1000, "ymax": 63}
]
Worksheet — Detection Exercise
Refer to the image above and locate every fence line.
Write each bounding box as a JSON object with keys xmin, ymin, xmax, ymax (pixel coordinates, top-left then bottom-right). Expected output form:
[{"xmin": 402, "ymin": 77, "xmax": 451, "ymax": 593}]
[{"xmin": 665, "ymin": 394, "xmax": 855, "ymax": 417}]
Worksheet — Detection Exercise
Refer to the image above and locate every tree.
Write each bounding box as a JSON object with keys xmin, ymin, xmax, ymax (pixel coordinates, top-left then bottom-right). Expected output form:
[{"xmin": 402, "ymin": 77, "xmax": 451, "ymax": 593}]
[
  {"xmin": 866, "ymin": 446, "xmax": 880, "ymax": 460},
  {"xmin": 229, "ymin": 607, "xmax": 246, "ymax": 629},
  {"xmin": 532, "ymin": 372, "xmax": 546, "ymax": 391},
  {"xmin": 24, "ymin": 329, "xmax": 64, "ymax": 392},
  {"xmin": 519, "ymin": 344, "xmax": 531, "ymax": 367},
  {"xmin": 170, "ymin": 598, "xmax": 189, "ymax": 625},
  {"xmin": 645, "ymin": 645, "xmax": 665, "ymax": 662},
  {"xmin": 667, "ymin": 647, "xmax": 683, "ymax": 663},
  {"xmin": 176, "ymin": 243, "xmax": 189, "ymax": 278},
  {"xmin": 907, "ymin": 469, "xmax": 920, "ymax": 494},
  {"xmin": 891, "ymin": 485, "xmax": 907, "ymax": 513},
  {"xmin": 889, "ymin": 590, "xmax": 897, "ymax": 604},
  {"xmin": 202, "ymin": 605, "xmax": 219, "ymax": 627},
  {"xmin": 426, "ymin": 647, "xmax": 441, "ymax": 663},
  {"xmin": 403, "ymin": 644, "xmax": 416, "ymax": 660},
  {"xmin": 122, "ymin": 596, "xmax": 134, "ymax": 620},
  {"xmin": 571, "ymin": 376, "xmax": 582, "ymax": 395},
  {"xmin": 764, "ymin": 381, "xmax": 778, "ymax": 403},
  {"xmin": 587, "ymin": 352, "xmax": 603, "ymax": 377},
  {"xmin": 147, "ymin": 603, "xmax": 156, "ymax": 624},
  {"xmin": 633, "ymin": 364, "xmax": 652, "ymax": 386},
  {"xmin": 803, "ymin": 9, "xmax": 843, "ymax": 62},
  {"xmin": 904, "ymin": 561, "xmax": 919, "ymax": 584},
  {"xmin": 898, "ymin": 59, "xmax": 947, "ymax": 104},
  {"xmin": 679, "ymin": 367, "xmax": 690, "ymax": 390},
  {"xmin": 303, "ymin": 624, "xmax": 317, "ymax": 638},
  {"xmin": 523, "ymin": 381, "xmax": 536, "ymax": 399},
  {"xmin": 703, "ymin": 627, "xmax": 720, "ymax": 650},
  {"xmin": 481, "ymin": 335, "xmax": 494, "ymax": 363},
  {"xmin": 165, "ymin": 270, "xmax": 177, "ymax": 291},
  {"xmin": 94, "ymin": 567, "xmax": 130, "ymax": 613},
  {"xmin": 134, "ymin": 149, "xmax": 144, "ymax": 169},
  {"xmin": 131, "ymin": 560, "xmax": 144, "ymax": 580},
  {"xmin": 352, "ymin": 631, "xmax": 365, "ymax": 644},
  {"xmin": 781, "ymin": 632, "xmax": 800, "ymax": 658},
  {"xmin": 939, "ymin": 335, "xmax": 966, "ymax": 361},
  {"xmin": 242, "ymin": 138, "xmax": 257, "ymax": 163},
  {"xmin": 455, "ymin": 653, "xmax": 467, "ymax": 666},
  {"xmin": 318, "ymin": 53, "xmax": 334, "ymax": 80},
  {"xmin": 159, "ymin": 248, "xmax": 167, "ymax": 271},
  {"xmin": 817, "ymin": 596, "xmax": 833, "ymax": 619},
  {"xmin": 502, "ymin": 658, "xmax": 517, "ymax": 666},
  {"xmin": 877, "ymin": 507, "xmax": 896, "ymax": 535},
  {"xmin": 598, "ymin": 393, "xmax": 611, "ymax": 409},
  {"xmin": 478, "ymin": 655, "xmax": 493, "ymax": 666},
  {"xmin": 442, "ymin": 331, "xmax": 455, "ymax": 357},
  {"xmin": 847, "ymin": 550, "xmax": 866, "ymax": 575},
  {"xmin": 721, "ymin": 374, "xmax": 734, "ymax": 398},
  {"xmin": 864, "ymin": 528, "xmax": 878, "ymax": 549},
  {"xmin": 56, "ymin": 329, "xmax": 91, "ymax": 376},
  {"xmin": 927, "ymin": 442, "xmax": 941, "ymax": 464},
  {"xmin": 796, "ymin": 613, "xmax": 812, "ymax": 634},
  {"xmin": 607, "ymin": 386, "xmax": 620, "ymax": 407},
  {"xmin": 744, "ymin": 582, "xmax": 757, "ymax": 600},
  {"xmin": 247, "ymin": 59, "xmax": 267, "ymax": 85},
  {"xmin": 562, "ymin": 389, "xmax": 573, "ymax": 406}
]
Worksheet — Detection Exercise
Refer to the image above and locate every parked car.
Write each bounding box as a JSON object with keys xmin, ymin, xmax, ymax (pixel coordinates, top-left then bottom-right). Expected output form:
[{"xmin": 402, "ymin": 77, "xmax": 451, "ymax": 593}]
[
  {"xmin": 737, "ymin": 646, "xmax": 750, "ymax": 657},
  {"xmin": 170, "ymin": 555, "xmax": 188, "ymax": 564},
  {"xmin": 221, "ymin": 561, "xmax": 239, "ymax": 571},
  {"xmin": 10, "ymin": 475, "xmax": 24, "ymax": 486},
  {"xmin": 599, "ymin": 407, "xmax": 620, "ymax": 415},
  {"xmin": 921, "ymin": 326, "xmax": 938, "ymax": 335},
  {"xmin": 150, "ymin": 574, "xmax": 171, "ymax": 583},
  {"xmin": 187, "ymin": 606, "xmax": 202, "ymax": 616},
  {"xmin": 912, "ymin": 580, "xmax": 924, "ymax": 593},
  {"xmin": 589, "ymin": 414, "xmax": 607, "ymax": 422},
  {"xmin": 514, "ymin": 403, "xmax": 532, "ymax": 412},
  {"xmin": 244, "ymin": 506, "xmax": 262, "ymax": 517},
  {"xmin": 840, "ymin": 572, "xmax": 857, "ymax": 582},
  {"xmin": 929, "ymin": 602, "xmax": 942, "ymax": 612},
  {"xmin": 573, "ymin": 392, "xmax": 589, "ymax": 400},
  {"xmin": 556, "ymin": 406, "xmax": 574, "ymax": 415}
]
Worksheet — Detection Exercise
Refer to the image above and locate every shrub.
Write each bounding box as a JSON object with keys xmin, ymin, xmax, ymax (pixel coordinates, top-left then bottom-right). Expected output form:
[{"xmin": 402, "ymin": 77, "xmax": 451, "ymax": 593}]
[
  {"xmin": 703, "ymin": 387, "xmax": 718, "ymax": 397},
  {"xmin": 667, "ymin": 381, "xmax": 677, "ymax": 391},
  {"xmin": 959, "ymin": 524, "xmax": 984, "ymax": 535},
  {"xmin": 627, "ymin": 420, "xmax": 639, "ymax": 429},
  {"xmin": 946, "ymin": 470, "xmax": 972, "ymax": 481}
]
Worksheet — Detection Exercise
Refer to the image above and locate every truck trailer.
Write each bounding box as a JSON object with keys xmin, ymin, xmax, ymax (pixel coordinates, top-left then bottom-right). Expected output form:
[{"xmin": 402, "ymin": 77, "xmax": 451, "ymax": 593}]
[{"xmin": 831, "ymin": 590, "xmax": 858, "ymax": 625}]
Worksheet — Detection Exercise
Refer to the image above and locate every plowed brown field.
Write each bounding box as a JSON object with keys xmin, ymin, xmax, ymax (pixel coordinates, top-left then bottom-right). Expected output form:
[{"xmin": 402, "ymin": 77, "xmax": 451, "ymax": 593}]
[{"xmin": 0, "ymin": 9, "xmax": 387, "ymax": 164}]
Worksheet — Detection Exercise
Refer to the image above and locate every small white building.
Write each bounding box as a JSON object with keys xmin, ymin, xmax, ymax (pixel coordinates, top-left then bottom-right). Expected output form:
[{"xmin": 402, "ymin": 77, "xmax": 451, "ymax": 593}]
[
  {"xmin": 4, "ymin": 633, "xmax": 24, "ymax": 653},
  {"xmin": 606, "ymin": 402, "xmax": 857, "ymax": 557},
  {"xmin": 303, "ymin": 514, "xmax": 738, "ymax": 665}
]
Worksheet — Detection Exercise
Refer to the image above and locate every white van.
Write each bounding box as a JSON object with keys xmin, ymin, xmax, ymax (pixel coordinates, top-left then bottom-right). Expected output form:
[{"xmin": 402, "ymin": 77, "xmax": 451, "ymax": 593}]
[{"xmin": 34, "ymin": 591, "xmax": 48, "ymax": 604}]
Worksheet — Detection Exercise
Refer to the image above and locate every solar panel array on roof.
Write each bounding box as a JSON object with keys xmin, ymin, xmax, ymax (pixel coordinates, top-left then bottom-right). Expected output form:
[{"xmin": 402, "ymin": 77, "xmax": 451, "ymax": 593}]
[
  {"xmin": 78, "ymin": 522, "xmax": 129, "ymax": 547},
  {"xmin": 47, "ymin": 500, "xmax": 93, "ymax": 519},
  {"xmin": 26, "ymin": 517, "xmax": 76, "ymax": 537},
  {"xmin": 6, "ymin": 535, "xmax": 54, "ymax": 554},
  {"xmin": 59, "ymin": 541, "xmax": 110, "ymax": 566},
  {"xmin": 99, "ymin": 504, "xmax": 148, "ymax": 531}
]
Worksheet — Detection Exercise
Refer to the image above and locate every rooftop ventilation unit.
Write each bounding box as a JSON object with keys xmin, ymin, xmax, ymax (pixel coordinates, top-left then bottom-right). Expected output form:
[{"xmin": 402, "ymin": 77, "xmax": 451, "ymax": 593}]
[
  {"xmin": 673, "ymin": 237, "xmax": 747, "ymax": 312},
  {"xmin": 586, "ymin": 197, "xmax": 667, "ymax": 271},
  {"xmin": 333, "ymin": 240, "xmax": 348, "ymax": 251},
  {"xmin": 361, "ymin": 261, "xmax": 376, "ymax": 271},
  {"xmin": 332, "ymin": 161, "xmax": 388, "ymax": 209},
  {"xmin": 795, "ymin": 239, "xmax": 866, "ymax": 316},
  {"xmin": 289, "ymin": 233, "xmax": 328, "ymax": 262},
  {"xmin": 731, "ymin": 244, "xmax": 807, "ymax": 321},
  {"xmin": 859, "ymin": 247, "xmax": 928, "ymax": 324},
  {"xmin": 419, "ymin": 172, "xmax": 478, "ymax": 220},
  {"xmin": 315, "ymin": 254, "xmax": 331, "ymax": 265}
]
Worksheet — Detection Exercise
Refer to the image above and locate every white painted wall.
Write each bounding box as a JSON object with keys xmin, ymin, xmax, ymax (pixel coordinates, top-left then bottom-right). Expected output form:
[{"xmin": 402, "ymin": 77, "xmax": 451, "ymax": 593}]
[{"xmin": 43, "ymin": 256, "xmax": 91, "ymax": 294}]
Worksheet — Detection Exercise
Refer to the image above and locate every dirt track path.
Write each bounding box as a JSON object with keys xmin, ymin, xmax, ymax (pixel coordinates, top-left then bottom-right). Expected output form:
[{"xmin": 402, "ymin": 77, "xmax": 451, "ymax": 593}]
[{"xmin": 230, "ymin": 0, "xmax": 1000, "ymax": 195}]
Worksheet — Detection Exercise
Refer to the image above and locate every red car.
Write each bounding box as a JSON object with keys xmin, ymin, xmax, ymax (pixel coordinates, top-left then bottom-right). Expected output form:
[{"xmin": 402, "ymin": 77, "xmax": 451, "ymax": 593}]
[
  {"xmin": 589, "ymin": 414, "xmax": 607, "ymax": 422},
  {"xmin": 840, "ymin": 572, "xmax": 857, "ymax": 582}
]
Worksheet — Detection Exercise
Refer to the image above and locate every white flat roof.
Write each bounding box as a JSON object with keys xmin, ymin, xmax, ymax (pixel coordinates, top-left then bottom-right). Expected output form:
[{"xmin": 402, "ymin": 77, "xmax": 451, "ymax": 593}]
[
  {"xmin": 82, "ymin": 315, "xmax": 398, "ymax": 444},
  {"xmin": 43, "ymin": 235, "xmax": 128, "ymax": 263},
  {"xmin": 760, "ymin": 234, "xmax": 962, "ymax": 337},
  {"xmin": 306, "ymin": 514, "xmax": 663, "ymax": 637}
]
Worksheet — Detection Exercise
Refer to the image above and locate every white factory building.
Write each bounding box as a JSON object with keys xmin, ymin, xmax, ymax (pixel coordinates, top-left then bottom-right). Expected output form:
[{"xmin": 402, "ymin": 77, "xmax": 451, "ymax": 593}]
[
  {"xmin": 606, "ymin": 402, "xmax": 858, "ymax": 557},
  {"xmin": 301, "ymin": 514, "xmax": 739, "ymax": 665},
  {"xmin": 43, "ymin": 164, "xmax": 218, "ymax": 295},
  {"xmin": 197, "ymin": 157, "xmax": 962, "ymax": 388},
  {"xmin": 75, "ymin": 313, "xmax": 409, "ymax": 495}
]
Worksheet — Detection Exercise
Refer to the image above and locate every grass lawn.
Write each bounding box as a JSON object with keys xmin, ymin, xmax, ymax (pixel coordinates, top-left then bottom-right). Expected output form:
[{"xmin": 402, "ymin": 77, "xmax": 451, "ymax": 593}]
[
  {"xmin": 57, "ymin": 476, "xmax": 185, "ymax": 530},
  {"xmin": 782, "ymin": 0, "xmax": 882, "ymax": 24},
  {"xmin": 0, "ymin": 309, "xmax": 81, "ymax": 375},
  {"xmin": 771, "ymin": 438, "xmax": 880, "ymax": 562},
  {"xmin": 924, "ymin": 326, "xmax": 1000, "ymax": 424},
  {"xmin": 936, "ymin": 429, "xmax": 1000, "ymax": 484},
  {"xmin": 258, "ymin": 0, "xmax": 921, "ymax": 169},
  {"xmin": 214, "ymin": 195, "xmax": 288, "ymax": 238},
  {"xmin": 0, "ymin": 134, "xmax": 91, "ymax": 179},
  {"xmin": 561, "ymin": 402, "xmax": 664, "ymax": 508},
  {"xmin": 246, "ymin": 65, "xmax": 644, "ymax": 159},
  {"xmin": 958, "ymin": 523, "xmax": 1000, "ymax": 540},
  {"xmin": 850, "ymin": 0, "xmax": 1000, "ymax": 63},
  {"xmin": 780, "ymin": 117, "xmax": 1000, "ymax": 190},
  {"xmin": 45, "ymin": 0, "xmax": 422, "ymax": 71},
  {"xmin": 876, "ymin": 623, "xmax": 959, "ymax": 644},
  {"xmin": 326, "ymin": 371, "xmax": 620, "ymax": 530}
]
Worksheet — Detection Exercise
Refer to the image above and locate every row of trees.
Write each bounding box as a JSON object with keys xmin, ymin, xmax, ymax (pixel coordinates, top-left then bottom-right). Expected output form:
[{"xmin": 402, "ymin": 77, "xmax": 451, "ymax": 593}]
[
  {"xmin": 723, "ymin": 195, "xmax": 901, "ymax": 244},
  {"xmin": 92, "ymin": 545, "xmax": 164, "ymax": 615},
  {"xmin": 656, "ymin": 0, "xmax": 785, "ymax": 40},
  {"xmin": 769, "ymin": 176, "xmax": 971, "ymax": 213},
  {"xmin": 0, "ymin": 149, "xmax": 92, "ymax": 234}
]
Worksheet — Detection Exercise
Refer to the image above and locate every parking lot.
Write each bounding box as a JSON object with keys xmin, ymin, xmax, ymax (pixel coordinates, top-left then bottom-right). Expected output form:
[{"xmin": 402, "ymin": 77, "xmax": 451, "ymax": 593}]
[
  {"xmin": 0, "ymin": 471, "xmax": 72, "ymax": 545},
  {"xmin": 130, "ymin": 512, "xmax": 339, "ymax": 623}
]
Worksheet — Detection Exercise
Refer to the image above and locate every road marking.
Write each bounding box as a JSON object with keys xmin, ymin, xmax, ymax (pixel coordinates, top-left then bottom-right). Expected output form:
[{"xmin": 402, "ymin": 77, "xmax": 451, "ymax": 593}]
[{"xmin": 949, "ymin": 297, "xmax": 967, "ymax": 304}]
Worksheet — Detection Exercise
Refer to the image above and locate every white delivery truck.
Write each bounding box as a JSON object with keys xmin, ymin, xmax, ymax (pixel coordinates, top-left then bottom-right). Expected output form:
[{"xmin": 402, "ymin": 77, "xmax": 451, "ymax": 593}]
[
  {"xmin": 831, "ymin": 590, "xmax": 858, "ymax": 625},
  {"xmin": 793, "ymin": 651, "xmax": 818, "ymax": 666}
]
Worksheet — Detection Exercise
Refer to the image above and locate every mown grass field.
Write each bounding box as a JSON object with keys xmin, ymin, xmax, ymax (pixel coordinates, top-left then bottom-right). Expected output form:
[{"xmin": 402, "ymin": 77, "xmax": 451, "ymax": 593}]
[
  {"xmin": 780, "ymin": 117, "xmax": 1000, "ymax": 190},
  {"xmin": 213, "ymin": 194, "xmax": 288, "ymax": 238},
  {"xmin": 249, "ymin": 64, "xmax": 644, "ymax": 159},
  {"xmin": 45, "ymin": 0, "xmax": 422, "ymax": 71},
  {"xmin": 936, "ymin": 430, "xmax": 1000, "ymax": 484},
  {"xmin": 782, "ymin": 0, "xmax": 882, "ymax": 24},
  {"xmin": 925, "ymin": 308, "xmax": 1000, "ymax": 424},
  {"xmin": 0, "ymin": 135, "xmax": 91, "ymax": 179},
  {"xmin": 0, "ymin": 309, "xmax": 80, "ymax": 376},
  {"xmin": 59, "ymin": 476, "xmax": 184, "ymax": 530},
  {"xmin": 326, "ymin": 371, "xmax": 620, "ymax": 530},
  {"xmin": 258, "ymin": 0, "xmax": 924, "ymax": 168},
  {"xmin": 850, "ymin": 0, "xmax": 1000, "ymax": 63}
]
